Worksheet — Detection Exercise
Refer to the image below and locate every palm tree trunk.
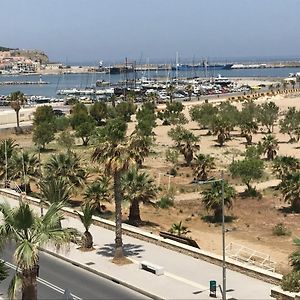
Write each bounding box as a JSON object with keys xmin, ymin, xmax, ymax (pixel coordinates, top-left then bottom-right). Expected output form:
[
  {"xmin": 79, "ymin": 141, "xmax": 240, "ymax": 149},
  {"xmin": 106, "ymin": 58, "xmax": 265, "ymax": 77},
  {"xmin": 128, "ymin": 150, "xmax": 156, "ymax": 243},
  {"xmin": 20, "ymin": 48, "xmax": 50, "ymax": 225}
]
[
  {"xmin": 128, "ymin": 199, "xmax": 141, "ymax": 226},
  {"xmin": 113, "ymin": 171, "xmax": 124, "ymax": 260},
  {"xmin": 214, "ymin": 207, "xmax": 222, "ymax": 223},
  {"xmin": 22, "ymin": 265, "xmax": 38, "ymax": 300},
  {"xmin": 83, "ymin": 230, "xmax": 93, "ymax": 249},
  {"xmin": 16, "ymin": 109, "xmax": 20, "ymax": 132}
]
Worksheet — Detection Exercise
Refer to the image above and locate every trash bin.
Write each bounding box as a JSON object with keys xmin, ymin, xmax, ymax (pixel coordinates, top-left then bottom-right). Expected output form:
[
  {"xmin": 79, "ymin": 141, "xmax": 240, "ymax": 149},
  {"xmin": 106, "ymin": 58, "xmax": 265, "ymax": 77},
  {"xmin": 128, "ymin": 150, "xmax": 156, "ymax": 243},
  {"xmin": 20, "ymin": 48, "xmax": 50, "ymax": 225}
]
[{"xmin": 209, "ymin": 280, "xmax": 217, "ymax": 298}]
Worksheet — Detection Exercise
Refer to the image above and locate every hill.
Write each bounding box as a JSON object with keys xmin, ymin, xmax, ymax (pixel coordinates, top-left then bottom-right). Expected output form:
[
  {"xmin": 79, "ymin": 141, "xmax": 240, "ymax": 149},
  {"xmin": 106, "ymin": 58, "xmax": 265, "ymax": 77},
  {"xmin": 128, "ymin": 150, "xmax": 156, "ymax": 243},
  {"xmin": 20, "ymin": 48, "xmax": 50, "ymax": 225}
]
[{"xmin": 0, "ymin": 46, "xmax": 16, "ymax": 51}]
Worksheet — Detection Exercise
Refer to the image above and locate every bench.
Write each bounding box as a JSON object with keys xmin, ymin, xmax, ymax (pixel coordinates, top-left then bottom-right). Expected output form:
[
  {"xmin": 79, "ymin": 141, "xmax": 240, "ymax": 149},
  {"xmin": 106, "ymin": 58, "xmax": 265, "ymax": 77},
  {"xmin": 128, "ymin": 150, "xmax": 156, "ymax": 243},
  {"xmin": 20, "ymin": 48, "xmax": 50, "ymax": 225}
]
[{"xmin": 139, "ymin": 261, "xmax": 164, "ymax": 276}]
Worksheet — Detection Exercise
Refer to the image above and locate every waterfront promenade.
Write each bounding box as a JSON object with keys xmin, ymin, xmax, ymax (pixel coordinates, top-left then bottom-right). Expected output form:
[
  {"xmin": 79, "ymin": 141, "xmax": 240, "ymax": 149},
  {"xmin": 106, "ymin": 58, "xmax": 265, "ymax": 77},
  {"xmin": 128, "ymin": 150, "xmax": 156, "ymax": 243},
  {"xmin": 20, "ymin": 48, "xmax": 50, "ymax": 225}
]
[{"xmin": 0, "ymin": 192, "xmax": 276, "ymax": 300}]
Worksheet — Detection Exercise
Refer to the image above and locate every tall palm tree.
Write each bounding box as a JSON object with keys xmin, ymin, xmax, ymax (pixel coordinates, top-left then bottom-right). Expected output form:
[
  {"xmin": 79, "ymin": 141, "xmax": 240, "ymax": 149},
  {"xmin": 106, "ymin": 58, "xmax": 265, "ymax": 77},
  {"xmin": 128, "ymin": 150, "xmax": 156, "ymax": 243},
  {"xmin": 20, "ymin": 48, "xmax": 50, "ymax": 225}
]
[
  {"xmin": 10, "ymin": 150, "xmax": 39, "ymax": 193},
  {"xmin": 193, "ymin": 154, "xmax": 215, "ymax": 181},
  {"xmin": 84, "ymin": 176, "xmax": 110, "ymax": 213},
  {"xmin": 261, "ymin": 134, "xmax": 279, "ymax": 160},
  {"xmin": 92, "ymin": 118, "xmax": 135, "ymax": 261},
  {"xmin": 39, "ymin": 177, "xmax": 72, "ymax": 205},
  {"xmin": 0, "ymin": 201, "xmax": 78, "ymax": 300},
  {"xmin": 7, "ymin": 91, "xmax": 27, "ymax": 133},
  {"xmin": 201, "ymin": 181, "xmax": 236, "ymax": 222},
  {"xmin": 122, "ymin": 168, "xmax": 158, "ymax": 226},
  {"xmin": 44, "ymin": 152, "xmax": 87, "ymax": 192},
  {"xmin": 77, "ymin": 204, "xmax": 94, "ymax": 249},
  {"xmin": 279, "ymin": 171, "xmax": 300, "ymax": 212}
]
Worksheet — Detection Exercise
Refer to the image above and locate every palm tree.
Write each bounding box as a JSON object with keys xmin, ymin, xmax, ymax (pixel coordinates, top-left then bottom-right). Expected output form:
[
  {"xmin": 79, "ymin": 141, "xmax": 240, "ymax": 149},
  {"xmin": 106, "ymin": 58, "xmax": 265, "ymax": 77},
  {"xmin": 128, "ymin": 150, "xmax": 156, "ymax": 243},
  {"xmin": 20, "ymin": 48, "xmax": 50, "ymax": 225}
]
[
  {"xmin": 169, "ymin": 221, "xmax": 190, "ymax": 237},
  {"xmin": 0, "ymin": 260, "xmax": 8, "ymax": 282},
  {"xmin": 0, "ymin": 138, "xmax": 18, "ymax": 181},
  {"xmin": 166, "ymin": 83, "xmax": 175, "ymax": 103},
  {"xmin": 44, "ymin": 152, "xmax": 87, "ymax": 192},
  {"xmin": 128, "ymin": 133, "xmax": 152, "ymax": 167},
  {"xmin": 7, "ymin": 91, "xmax": 27, "ymax": 133},
  {"xmin": 279, "ymin": 171, "xmax": 300, "ymax": 212},
  {"xmin": 290, "ymin": 238, "xmax": 300, "ymax": 271},
  {"xmin": 201, "ymin": 181, "xmax": 236, "ymax": 222},
  {"xmin": 77, "ymin": 204, "xmax": 94, "ymax": 249},
  {"xmin": 272, "ymin": 156, "xmax": 300, "ymax": 180},
  {"xmin": 239, "ymin": 121, "xmax": 258, "ymax": 145},
  {"xmin": 0, "ymin": 201, "xmax": 78, "ymax": 300},
  {"xmin": 261, "ymin": 134, "xmax": 279, "ymax": 160},
  {"xmin": 39, "ymin": 177, "xmax": 72, "ymax": 205},
  {"xmin": 122, "ymin": 168, "xmax": 158, "ymax": 226},
  {"xmin": 185, "ymin": 84, "xmax": 193, "ymax": 101},
  {"xmin": 84, "ymin": 176, "xmax": 110, "ymax": 213},
  {"xmin": 92, "ymin": 118, "xmax": 135, "ymax": 262},
  {"xmin": 193, "ymin": 154, "xmax": 215, "ymax": 181},
  {"xmin": 10, "ymin": 150, "xmax": 39, "ymax": 193}
]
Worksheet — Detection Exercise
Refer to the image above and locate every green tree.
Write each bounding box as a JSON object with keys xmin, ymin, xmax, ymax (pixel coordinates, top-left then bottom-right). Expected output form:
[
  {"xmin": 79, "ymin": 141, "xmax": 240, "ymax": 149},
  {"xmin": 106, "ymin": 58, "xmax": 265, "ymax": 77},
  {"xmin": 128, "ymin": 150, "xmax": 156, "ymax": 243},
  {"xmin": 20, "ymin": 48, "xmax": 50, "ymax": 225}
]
[
  {"xmin": 7, "ymin": 91, "xmax": 27, "ymax": 132},
  {"xmin": 166, "ymin": 83, "xmax": 176, "ymax": 103},
  {"xmin": 272, "ymin": 156, "xmax": 300, "ymax": 180},
  {"xmin": 189, "ymin": 103, "xmax": 218, "ymax": 133},
  {"xmin": 193, "ymin": 154, "xmax": 215, "ymax": 181},
  {"xmin": 90, "ymin": 101, "xmax": 108, "ymax": 125},
  {"xmin": 168, "ymin": 126, "xmax": 200, "ymax": 166},
  {"xmin": 279, "ymin": 107, "xmax": 300, "ymax": 143},
  {"xmin": 261, "ymin": 134, "xmax": 279, "ymax": 160},
  {"xmin": 0, "ymin": 201, "xmax": 78, "ymax": 300},
  {"xmin": 135, "ymin": 102, "xmax": 156, "ymax": 136},
  {"xmin": 39, "ymin": 177, "xmax": 71, "ymax": 205},
  {"xmin": 10, "ymin": 150, "xmax": 39, "ymax": 193},
  {"xmin": 69, "ymin": 103, "xmax": 89, "ymax": 129},
  {"xmin": 229, "ymin": 158, "xmax": 264, "ymax": 192},
  {"xmin": 44, "ymin": 152, "xmax": 87, "ymax": 191},
  {"xmin": 257, "ymin": 101, "xmax": 279, "ymax": 133},
  {"xmin": 57, "ymin": 130, "xmax": 75, "ymax": 151},
  {"xmin": 165, "ymin": 148, "xmax": 180, "ymax": 175},
  {"xmin": 0, "ymin": 138, "xmax": 18, "ymax": 181},
  {"xmin": 77, "ymin": 204, "xmax": 94, "ymax": 249},
  {"xmin": 122, "ymin": 168, "xmax": 158, "ymax": 226},
  {"xmin": 92, "ymin": 118, "xmax": 135, "ymax": 261},
  {"xmin": 279, "ymin": 171, "xmax": 300, "ymax": 212},
  {"xmin": 158, "ymin": 101, "xmax": 188, "ymax": 125},
  {"xmin": 201, "ymin": 180, "xmax": 236, "ymax": 222},
  {"xmin": 185, "ymin": 84, "xmax": 193, "ymax": 101},
  {"xmin": 84, "ymin": 176, "xmax": 110, "ymax": 213},
  {"xmin": 115, "ymin": 101, "xmax": 136, "ymax": 122},
  {"xmin": 32, "ymin": 123, "xmax": 55, "ymax": 149},
  {"xmin": 74, "ymin": 116, "xmax": 96, "ymax": 146},
  {"xmin": 33, "ymin": 105, "xmax": 55, "ymax": 127}
]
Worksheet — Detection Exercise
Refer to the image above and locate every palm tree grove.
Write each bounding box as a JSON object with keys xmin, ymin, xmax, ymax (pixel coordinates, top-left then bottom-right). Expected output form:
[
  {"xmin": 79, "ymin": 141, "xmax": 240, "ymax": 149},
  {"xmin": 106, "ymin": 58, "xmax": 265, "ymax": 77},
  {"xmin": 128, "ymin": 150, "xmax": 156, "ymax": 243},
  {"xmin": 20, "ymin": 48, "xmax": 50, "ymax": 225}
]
[{"xmin": 2, "ymin": 84, "xmax": 300, "ymax": 296}]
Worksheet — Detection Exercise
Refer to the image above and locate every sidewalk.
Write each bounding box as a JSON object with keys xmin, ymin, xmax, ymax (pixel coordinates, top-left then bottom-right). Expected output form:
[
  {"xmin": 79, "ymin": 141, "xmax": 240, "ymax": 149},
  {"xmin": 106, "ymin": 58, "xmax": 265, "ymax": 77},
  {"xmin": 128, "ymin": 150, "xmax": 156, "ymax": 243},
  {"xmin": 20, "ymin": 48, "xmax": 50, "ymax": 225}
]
[{"xmin": 0, "ymin": 193, "xmax": 276, "ymax": 300}]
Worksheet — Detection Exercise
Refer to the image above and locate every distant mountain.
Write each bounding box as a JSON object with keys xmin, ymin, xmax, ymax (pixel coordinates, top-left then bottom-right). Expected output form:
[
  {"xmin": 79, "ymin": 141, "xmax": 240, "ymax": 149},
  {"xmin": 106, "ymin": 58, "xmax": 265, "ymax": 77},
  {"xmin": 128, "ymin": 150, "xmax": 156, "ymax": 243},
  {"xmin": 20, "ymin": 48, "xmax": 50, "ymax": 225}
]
[{"xmin": 0, "ymin": 46, "xmax": 16, "ymax": 51}]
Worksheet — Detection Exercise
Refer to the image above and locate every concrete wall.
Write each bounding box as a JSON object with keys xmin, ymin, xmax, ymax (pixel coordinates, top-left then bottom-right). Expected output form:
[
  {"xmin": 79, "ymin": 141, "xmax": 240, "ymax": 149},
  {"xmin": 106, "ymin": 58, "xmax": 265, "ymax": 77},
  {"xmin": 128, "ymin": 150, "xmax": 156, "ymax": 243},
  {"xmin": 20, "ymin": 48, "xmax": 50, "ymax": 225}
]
[{"xmin": 0, "ymin": 108, "xmax": 35, "ymax": 125}]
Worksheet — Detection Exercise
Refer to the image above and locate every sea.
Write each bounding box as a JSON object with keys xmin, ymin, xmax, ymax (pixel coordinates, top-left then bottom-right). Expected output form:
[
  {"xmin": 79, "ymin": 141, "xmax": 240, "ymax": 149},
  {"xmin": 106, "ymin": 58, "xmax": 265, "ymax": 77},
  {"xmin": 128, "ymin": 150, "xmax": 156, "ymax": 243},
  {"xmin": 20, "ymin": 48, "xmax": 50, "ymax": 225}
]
[{"xmin": 0, "ymin": 67, "xmax": 300, "ymax": 98}]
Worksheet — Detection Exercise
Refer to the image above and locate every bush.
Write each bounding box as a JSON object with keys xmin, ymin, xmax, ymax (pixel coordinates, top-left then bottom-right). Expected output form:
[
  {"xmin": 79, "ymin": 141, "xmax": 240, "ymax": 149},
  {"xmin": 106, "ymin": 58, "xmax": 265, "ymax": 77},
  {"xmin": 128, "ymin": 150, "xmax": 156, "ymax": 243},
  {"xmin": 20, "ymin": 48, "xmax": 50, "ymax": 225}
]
[
  {"xmin": 281, "ymin": 271, "xmax": 300, "ymax": 292},
  {"xmin": 157, "ymin": 194, "xmax": 174, "ymax": 209},
  {"xmin": 273, "ymin": 223, "xmax": 291, "ymax": 236},
  {"xmin": 169, "ymin": 167, "xmax": 177, "ymax": 176}
]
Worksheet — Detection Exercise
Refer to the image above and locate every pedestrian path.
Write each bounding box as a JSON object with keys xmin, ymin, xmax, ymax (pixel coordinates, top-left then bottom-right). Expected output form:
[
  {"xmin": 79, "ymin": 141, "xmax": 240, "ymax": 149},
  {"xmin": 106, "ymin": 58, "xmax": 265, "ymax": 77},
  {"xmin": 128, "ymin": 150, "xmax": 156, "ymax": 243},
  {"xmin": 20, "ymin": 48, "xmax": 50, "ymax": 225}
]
[{"xmin": 0, "ymin": 193, "xmax": 276, "ymax": 299}]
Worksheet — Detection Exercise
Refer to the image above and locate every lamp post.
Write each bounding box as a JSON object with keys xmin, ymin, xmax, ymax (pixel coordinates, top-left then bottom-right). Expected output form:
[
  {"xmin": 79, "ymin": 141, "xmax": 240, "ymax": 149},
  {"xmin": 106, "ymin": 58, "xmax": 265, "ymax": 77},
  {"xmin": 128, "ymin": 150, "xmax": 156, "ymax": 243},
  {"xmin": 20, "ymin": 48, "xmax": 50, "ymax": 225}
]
[
  {"xmin": 197, "ymin": 171, "xmax": 226, "ymax": 300},
  {"xmin": 21, "ymin": 148, "xmax": 26, "ymax": 194},
  {"xmin": 38, "ymin": 145, "xmax": 44, "ymax": 217}
]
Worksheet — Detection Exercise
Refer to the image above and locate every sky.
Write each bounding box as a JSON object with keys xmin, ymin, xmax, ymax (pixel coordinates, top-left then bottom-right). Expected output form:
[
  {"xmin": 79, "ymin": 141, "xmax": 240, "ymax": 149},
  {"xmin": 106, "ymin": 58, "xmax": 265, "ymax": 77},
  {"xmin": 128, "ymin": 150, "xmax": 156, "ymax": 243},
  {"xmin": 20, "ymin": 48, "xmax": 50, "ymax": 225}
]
[{"xmin": 1, "ymin": 0, "xmax": 300, "ymax": 64}]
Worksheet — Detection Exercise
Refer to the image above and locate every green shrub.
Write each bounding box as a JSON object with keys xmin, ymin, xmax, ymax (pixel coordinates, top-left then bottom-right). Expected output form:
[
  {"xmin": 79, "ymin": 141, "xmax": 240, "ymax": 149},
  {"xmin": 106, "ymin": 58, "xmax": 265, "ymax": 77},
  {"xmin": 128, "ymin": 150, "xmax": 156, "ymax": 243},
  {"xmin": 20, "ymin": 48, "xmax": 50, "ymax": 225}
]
[
  {"xmin": 157, "ymin": 194, "xmax": 174, "ymax": 209},
  {"xmin": 281, "ymin": 271, "xmax": 300, "ymax": 292},
  {"xmin": 273, "ymin": 223, "xmax": 291, "ymax": 236},
  {"xmin": 169, "ymin": 167, "xmax": 177, "ymax": 176}
]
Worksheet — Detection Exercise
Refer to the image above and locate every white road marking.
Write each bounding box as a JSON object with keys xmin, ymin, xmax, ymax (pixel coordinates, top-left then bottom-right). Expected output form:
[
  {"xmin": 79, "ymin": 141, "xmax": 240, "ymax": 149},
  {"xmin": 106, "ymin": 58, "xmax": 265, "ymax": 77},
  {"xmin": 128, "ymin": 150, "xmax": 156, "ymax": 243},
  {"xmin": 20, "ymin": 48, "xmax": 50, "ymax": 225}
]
[{"xmin": 4, "ymin": 261, "xmax": 82, "ymax": 300}]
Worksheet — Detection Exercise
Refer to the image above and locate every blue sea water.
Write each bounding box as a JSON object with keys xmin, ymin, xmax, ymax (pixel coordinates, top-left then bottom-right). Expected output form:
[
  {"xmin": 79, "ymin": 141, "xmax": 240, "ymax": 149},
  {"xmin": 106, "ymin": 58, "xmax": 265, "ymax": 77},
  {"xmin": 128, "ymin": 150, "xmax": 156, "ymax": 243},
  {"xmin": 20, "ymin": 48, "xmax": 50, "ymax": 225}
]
[{"xmin": 0, "ymin": 67, "xmax": 299, "ymax": 98}]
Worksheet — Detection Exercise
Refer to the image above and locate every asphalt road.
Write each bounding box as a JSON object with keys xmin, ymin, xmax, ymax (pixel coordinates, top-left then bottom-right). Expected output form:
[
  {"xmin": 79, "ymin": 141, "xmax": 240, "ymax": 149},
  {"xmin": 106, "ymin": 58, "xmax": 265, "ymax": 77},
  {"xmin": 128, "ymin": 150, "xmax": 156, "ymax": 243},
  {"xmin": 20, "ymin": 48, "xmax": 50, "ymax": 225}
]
[{"xmin": 0, "ymin": 246, "xmax": 149, "ymax": 300}]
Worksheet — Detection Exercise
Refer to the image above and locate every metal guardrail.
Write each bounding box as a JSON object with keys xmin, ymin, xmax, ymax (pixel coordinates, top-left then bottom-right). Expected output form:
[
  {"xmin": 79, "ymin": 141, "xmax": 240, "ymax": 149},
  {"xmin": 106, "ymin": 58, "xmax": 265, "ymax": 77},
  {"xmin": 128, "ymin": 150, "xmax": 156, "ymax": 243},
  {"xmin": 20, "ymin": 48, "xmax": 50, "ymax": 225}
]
[{"xmin": 226, "ymin": 242, "xmax": 276, "ymax": 272}]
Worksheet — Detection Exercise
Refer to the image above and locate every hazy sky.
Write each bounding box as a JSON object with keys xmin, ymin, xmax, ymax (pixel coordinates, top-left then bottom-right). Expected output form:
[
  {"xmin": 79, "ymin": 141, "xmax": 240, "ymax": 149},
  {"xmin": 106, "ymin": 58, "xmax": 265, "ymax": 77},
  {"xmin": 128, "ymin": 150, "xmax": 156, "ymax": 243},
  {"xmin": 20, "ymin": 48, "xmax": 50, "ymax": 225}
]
[{"xmin": 1, "ymin": 0, "xmax": 300, "ymax": 63}]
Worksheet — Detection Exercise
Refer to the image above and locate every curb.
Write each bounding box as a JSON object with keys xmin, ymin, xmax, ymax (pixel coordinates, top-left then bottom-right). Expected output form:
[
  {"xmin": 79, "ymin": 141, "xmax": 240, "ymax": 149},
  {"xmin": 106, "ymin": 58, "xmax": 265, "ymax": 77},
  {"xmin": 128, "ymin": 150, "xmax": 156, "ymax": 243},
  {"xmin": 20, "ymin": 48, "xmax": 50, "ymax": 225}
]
[{"xmin": 39, "ymin": 247, "xmax": 164, "ymax": 300}]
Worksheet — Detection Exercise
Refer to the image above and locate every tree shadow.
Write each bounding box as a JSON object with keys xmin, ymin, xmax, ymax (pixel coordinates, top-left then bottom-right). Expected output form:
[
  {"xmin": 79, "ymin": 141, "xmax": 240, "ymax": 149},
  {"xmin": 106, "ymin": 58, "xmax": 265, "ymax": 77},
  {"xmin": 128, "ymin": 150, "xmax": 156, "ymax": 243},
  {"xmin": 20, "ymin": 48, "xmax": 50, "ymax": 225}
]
[
  {"xmin": 201, "ymin": 215, "xmax": 237, "ymax": 224},
  {"xmin": 278, "ymin": 206, "xmax": 300, "ymax": 215},
  {"xmin": 123, "ymin": 219, "xmax": 160, "ymax": 228},
  {"xmin": 96, "ymin": 243, "xmax": 145, "ymax": 258}
]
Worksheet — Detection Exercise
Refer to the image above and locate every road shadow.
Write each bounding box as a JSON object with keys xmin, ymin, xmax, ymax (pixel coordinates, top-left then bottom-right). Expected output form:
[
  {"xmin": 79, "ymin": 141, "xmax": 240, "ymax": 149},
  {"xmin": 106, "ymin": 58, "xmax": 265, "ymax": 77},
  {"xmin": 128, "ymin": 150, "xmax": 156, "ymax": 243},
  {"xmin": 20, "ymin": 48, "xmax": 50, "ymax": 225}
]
[{"xmin": 96, "ymin": 243, "xmax": 145, "ymax": 258}]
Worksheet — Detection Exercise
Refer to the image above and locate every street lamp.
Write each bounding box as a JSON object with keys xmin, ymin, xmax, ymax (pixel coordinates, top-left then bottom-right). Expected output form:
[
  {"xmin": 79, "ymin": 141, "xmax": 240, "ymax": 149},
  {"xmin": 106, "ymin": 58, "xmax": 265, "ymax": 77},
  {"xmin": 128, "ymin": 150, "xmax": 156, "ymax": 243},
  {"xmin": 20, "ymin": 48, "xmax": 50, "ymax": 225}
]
[
  {"xmin": 37, "ymin": 145, "xmax": 44, "ymax": 217},
  {"xmin": 197, "ymin": 171, "xmax": 226, "ymax": 300},
  {"xmin": 21, "ymin": 148, "xmax": 26, "ymax": 194}
]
